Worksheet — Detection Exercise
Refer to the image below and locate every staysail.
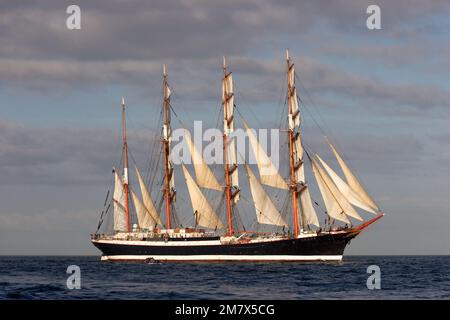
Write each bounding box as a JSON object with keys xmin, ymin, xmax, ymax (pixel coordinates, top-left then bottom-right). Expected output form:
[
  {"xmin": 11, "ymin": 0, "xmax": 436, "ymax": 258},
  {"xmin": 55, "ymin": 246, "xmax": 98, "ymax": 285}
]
[
  {"xmin": 222, "ymin": 57, "xmax": 239, "ymax": 203},
  {"xmin": 243, "ymin": 120, "xmax": 288, "ymax": 190},
  {"xmin": 316, "ymin": 155, "xmax": 377, "ymax": 214},
  {"xmin": 311, "ymin": 157, "xmax": 361, "ymax": 224},
  {"xmin": 182, "ymin": 164, "xmax": 224, "ymax": 229},
  {"xmin": 113, "ymin": 170, "xmax": 128, "ymax": 232},
  {"xmin": 185, "ymin": 132, "xmax": 222, "ymax": 191},
  {"xmin": 327, "ymin": 140, "xmax": 379, "ymax": 212},
  {"xmin": 245, "ymin": 165, "xmax": 287, "ymax": 227},
  {"xmin": 130, "ymin": 190, "xmax": 155, "ymax": 229},
  {"xmin": 135, "ymin": 166, "xmax": 162, "ymax": 225},
  {"xmin": 297, "ymin": 186, "xmax": 320, "ymax": 227}
]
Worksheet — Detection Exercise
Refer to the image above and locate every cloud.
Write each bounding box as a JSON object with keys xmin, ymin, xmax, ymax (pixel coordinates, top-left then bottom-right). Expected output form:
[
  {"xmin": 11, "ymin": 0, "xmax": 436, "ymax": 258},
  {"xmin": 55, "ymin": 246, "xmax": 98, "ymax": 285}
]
[
  {"xmin": 298, "ymin": 57, "xmax": 450, "ymax": 110},
  {"xmin": 0, "ymin": 119, "xmax": 159, "ymax": 185},
  {"xmin": 1, "ymin": 0, "xmax": 448, "ymax": 63},
  {"xmin": 3, "ymin": 54, "xmax": 450, "ymax": 113},
  {"xmin": 1, "ymin": 0, "xmax": 449, "ymax": 113}
]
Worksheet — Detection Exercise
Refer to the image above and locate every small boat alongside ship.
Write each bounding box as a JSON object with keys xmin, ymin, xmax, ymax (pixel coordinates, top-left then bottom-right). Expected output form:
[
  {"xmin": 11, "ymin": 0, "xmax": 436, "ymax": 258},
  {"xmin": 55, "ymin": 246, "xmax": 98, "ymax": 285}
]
[{"xmin": 91, "ymin": 50, "xmax": 384, "ymax": 262}]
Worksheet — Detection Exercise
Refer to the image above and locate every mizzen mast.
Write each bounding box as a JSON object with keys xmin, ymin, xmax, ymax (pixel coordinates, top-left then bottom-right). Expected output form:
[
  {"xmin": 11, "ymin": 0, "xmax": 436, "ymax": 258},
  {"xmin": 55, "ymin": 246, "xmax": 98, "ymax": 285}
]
[
  {"xmin": 162, "ymin": 64, "xmax": 176, "ymax": 229},
  {"xmin": 222, "ymin": 57, "xmax": 240, "ymax": 236},
  {"xmin": 121, "ymin": 97, "xmax": 131, "ymax": 232}
]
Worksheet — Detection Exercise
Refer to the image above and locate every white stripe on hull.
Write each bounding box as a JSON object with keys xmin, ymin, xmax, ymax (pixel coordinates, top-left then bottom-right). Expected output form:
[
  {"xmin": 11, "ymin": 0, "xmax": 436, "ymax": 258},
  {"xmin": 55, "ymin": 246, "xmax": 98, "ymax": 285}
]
[
  {"xmin": 93, "ymin": 239, "xmax": 222, "ymax": 246},
  {"xmin": 100, "ymin": 254, "xmax": 343, "ymax": 262}
]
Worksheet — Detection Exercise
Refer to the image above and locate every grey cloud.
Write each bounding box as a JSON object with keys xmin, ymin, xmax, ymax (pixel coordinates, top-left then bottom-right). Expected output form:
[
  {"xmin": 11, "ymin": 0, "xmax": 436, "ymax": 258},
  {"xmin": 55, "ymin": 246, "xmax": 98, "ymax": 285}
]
[
  {"xmin": 1, "ymin": 0, "xmax": 449, "ymax": 113},
  {"xmin": 0, "ymin": 119, "xmax": 159, "ymax": 185},
  {"xmin": 300, "ymin": 129, "xmax": 426, "ymax": 178},
  {"xmin": 1, "ymin": 0, "xmax": 449, "ymax": 61},
  {"xmin": 2, "ymin": 53, "xmax": 450, "ymax": 114},
  {"xmin": 296, "ymin": 57, "xmax": 450, "ymax": 110}
]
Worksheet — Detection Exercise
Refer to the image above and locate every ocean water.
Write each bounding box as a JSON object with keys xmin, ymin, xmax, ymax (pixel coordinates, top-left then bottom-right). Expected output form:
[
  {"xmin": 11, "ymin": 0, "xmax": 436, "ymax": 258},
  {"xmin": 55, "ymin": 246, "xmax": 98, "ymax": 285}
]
[{"xmin": 0, "ymin": 256, "xmax": 449, "ymax": 300}]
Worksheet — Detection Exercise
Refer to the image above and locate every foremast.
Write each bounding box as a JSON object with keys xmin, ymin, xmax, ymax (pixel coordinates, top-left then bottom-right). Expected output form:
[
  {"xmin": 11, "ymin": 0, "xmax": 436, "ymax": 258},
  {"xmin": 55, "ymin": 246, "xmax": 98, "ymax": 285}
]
[
  {"xmin": 222, "ymin": 57, "xmax": 240, "ymax": 236},
  {"xmin": 286, "ymin": 50, "xmax": 302, "ymax": 238},
  {"xmin": 162, "ymin": 65, "xmax": 176, "ymax": 229},
  {"xmin": 121, "ymin": 97, "xmax": 131, "ymax": 233}
]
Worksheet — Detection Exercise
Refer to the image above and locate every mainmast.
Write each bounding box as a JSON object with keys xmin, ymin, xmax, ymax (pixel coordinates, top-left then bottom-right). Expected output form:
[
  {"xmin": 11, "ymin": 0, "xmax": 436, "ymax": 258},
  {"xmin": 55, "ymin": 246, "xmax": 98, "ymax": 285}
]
[
  {"xmin": 162, "ymin": 64, "xmax": 175, "ymax": 229},
  {"xmin": 121, "ymin": 97, "xmax": 131, "ymax": 232},
  {"xmin": 222, "ymin": 57, "xmax": 239, "ymax": 236},
  {"xmin": 286, "ymin": 50, "xmax": 301, "ymax": 238}
]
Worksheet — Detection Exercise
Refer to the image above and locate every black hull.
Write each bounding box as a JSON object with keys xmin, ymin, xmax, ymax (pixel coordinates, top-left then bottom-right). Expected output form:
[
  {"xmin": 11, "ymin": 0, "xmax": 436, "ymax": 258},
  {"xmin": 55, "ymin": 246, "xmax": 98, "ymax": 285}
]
[{"xmin": 92, "ymin": 231, "xmax": 359, "ymax": 262}]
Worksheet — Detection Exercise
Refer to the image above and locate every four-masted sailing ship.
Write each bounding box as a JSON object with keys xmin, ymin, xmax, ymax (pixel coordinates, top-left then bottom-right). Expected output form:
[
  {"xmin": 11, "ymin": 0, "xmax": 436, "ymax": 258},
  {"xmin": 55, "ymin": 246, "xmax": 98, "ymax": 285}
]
[{"xmin": 91, "ymin": 51, "xmax": 384, "ymax": 262}]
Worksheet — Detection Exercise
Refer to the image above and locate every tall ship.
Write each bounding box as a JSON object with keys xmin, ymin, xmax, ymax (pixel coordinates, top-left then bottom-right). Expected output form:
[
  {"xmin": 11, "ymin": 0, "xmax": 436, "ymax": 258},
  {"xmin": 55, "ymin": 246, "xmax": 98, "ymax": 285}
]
[{"xmin": 91, "ymin": 51, "xmax": 384, "ymax": 262}]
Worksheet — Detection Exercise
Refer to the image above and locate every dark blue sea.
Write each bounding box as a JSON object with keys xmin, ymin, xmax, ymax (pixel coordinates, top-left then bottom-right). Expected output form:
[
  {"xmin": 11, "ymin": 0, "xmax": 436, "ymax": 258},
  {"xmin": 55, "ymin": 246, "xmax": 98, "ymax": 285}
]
[{"xmin": 0, "ymin": 256, "xmax": 449, "ymax": 299}]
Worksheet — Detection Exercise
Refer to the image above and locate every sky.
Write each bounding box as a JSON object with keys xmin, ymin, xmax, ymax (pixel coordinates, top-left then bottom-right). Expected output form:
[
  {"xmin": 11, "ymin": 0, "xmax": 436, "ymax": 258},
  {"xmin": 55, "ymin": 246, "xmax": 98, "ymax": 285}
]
[{"xmin": 1, "ymin": 0, "xmax": 450, "ymax": 255}]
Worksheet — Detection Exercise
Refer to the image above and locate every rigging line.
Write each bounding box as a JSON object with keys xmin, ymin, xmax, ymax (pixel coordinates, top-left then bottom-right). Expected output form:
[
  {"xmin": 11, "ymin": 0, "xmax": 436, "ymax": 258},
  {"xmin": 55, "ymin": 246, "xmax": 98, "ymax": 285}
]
[
  {"xmin": 145, "ymin": 131, "xmax": 161, "ymax": 184},
  {"xmin": 294, "ymin": 72, "xmax": 329, "ymax": 136},
  {"xmin": 235, "ymin": 193, "xmax": 258, "ymax": 227},
  {"xmin": 96, "ymin": 188, "xmax": 111, "ymax": 233},
  {"xmin": 171, "ymin": 109, "xmax": 222, "ymax": 203},
  {"xmin": 233, "ymin": 206, "xmax": 246, "ymax": 233},
  {"xmin": 170, "ymin": 85, "xmax": 217, "ymax": 133},
  {"xmin": 145, "ymin": 109, "xmax": 163, "ymax": 186},
  {"xmin": 145, "ymin": 143, "xmax": 163, "ymax": 209},
  {"xmin": 235, "ymin": 104, "xmax": 289, "ymax": 198},
  {"xmin": 234, "ymin": 99, "xmax": 285, "ymax": 182},
  {"xmin": 278, "ymin": 95, "xmax": 288, "ymax": 131},
  {"xmin": 238, "ymin": 152, "xmax": 285, "ymax": 228},
  {"xmin": 216, "ymin": 192, "xmax": 227, "ymax": 228},
  {"xmin": 148, "ymin": 143, "xmax": 163, "ymax": 193},
  {"xmin": 103, "ymin": 189, "xmax": 110, "ymax": 208},
  {"xmin": 295, "ymin": 72, "xmax": 363, "ymax": 180},
  {"xmin": 210, "ymin": 98, "xmax": 225, "ymax": 188},
  {"xmin": 169, "ymin": 98, "xmax": 223, "ymax": 201},
  {"xmin": 233, "ymin": 90, "xmax": 265, "ymax": 130},
  {"xmin": 239, "ymin": 190, "xmax": 285, "ymax": 228},
  {"xmin": 277, "ymin": 73, "xmax": 287, "ymax": 127},
  {"xmin": 304, "ymin": 149, "xmax": 349, "ymax": 224},
  {"xmin": 112, "ymin": 124, "xmax": 125, "ymax": 175},
  {"xmin": 300, "ymin": 142, "xmax": 326, "ymax": 211},
  {"xmin": 297, "ymin": 94, "xmax": 328, "ymax": 139},
  {"xmin": 295, "ymin": 73, "xmax": 370, "ymax": 191},
  {"xmin": 128, "ymin": 149, "xmax": 139, "ymax": 172}
]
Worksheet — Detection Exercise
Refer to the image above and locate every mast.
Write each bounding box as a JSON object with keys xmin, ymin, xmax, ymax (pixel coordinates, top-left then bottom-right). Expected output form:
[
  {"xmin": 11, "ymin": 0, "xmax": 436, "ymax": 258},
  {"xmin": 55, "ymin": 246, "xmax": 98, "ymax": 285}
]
[
  {"xmin": 162, "ymin": 64, "xmax": 175, "ymax": 229},
  {"xmin": 286, "ymin": 50, "xmax": 301, "ymax": 238},
  {"xmin": 223, "ymin": 57, "xmax": 233, "ymax": 236},
  {"xmin": 121, "ymin": 97, "xmax": 131, "ymax": 232},
  {"xmin": 222, "ymin": 56, "xmax": 239, "ymax": 236}
]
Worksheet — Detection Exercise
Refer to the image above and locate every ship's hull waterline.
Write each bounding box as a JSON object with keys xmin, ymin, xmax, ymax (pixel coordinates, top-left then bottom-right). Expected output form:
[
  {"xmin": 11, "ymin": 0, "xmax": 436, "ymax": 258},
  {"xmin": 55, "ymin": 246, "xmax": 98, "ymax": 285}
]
[{"xmin": 92, "ymin": 231, "xmax": 359, "ymax": 262}]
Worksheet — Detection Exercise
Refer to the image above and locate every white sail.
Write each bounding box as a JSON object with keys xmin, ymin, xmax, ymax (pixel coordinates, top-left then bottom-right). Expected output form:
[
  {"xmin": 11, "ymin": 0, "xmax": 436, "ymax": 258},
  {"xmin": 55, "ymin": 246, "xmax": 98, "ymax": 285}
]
[
  {"xmin": 182, "ymin": 164, "xmax": 224, "ymax": 229},
  {"xmin": 245, "ymin": 165, "xmax": 287, "ymax": 227},
  {"xmin": 243, "ymin": 120, "xmax": 288, "ymax": 190},
  {"xmin": 328, "ymin": 140, "xmax": 379, "ymax": 212},
  {"xmin": 316, "ymin": 155, "xmax": 377, "ymax": 214},
  {"xmin": 312, "ymin": 156, "xmax": 362, "ymax": 221},
  {"xmin": 135, "ymin": 166, "xmax": 162, "ymax": 225},
  {"xmin": 113, "ymin": 170, "xmax": 128, "ymax": 232},
  {"xmin": 163, "ymin": 71, "xmax": 176, "ymax": 199},
  {"xmin": 288, "ymin": 58, "xmax": 300, "ymax": 129},
  {"xmin": 311, "ymin": 159, "xmax": 351, "ymax": 224},
  {"xmin": 185, "ymin": 133, "xmax": 222, "ymax": 191},
  {"xmin": 222, "ymin": 61, "xmax": 239, "ymax": 203},
  {"xmin": 130, "ymin": 190, "xmax": 155, "ymax": 229},
  {"xmin": 298, "ymin": 186, "xmax": 320, "ymax": 227},
  {"xmin": 286, "ymin": 53, "xmax": 305, "ymax": 184}
]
